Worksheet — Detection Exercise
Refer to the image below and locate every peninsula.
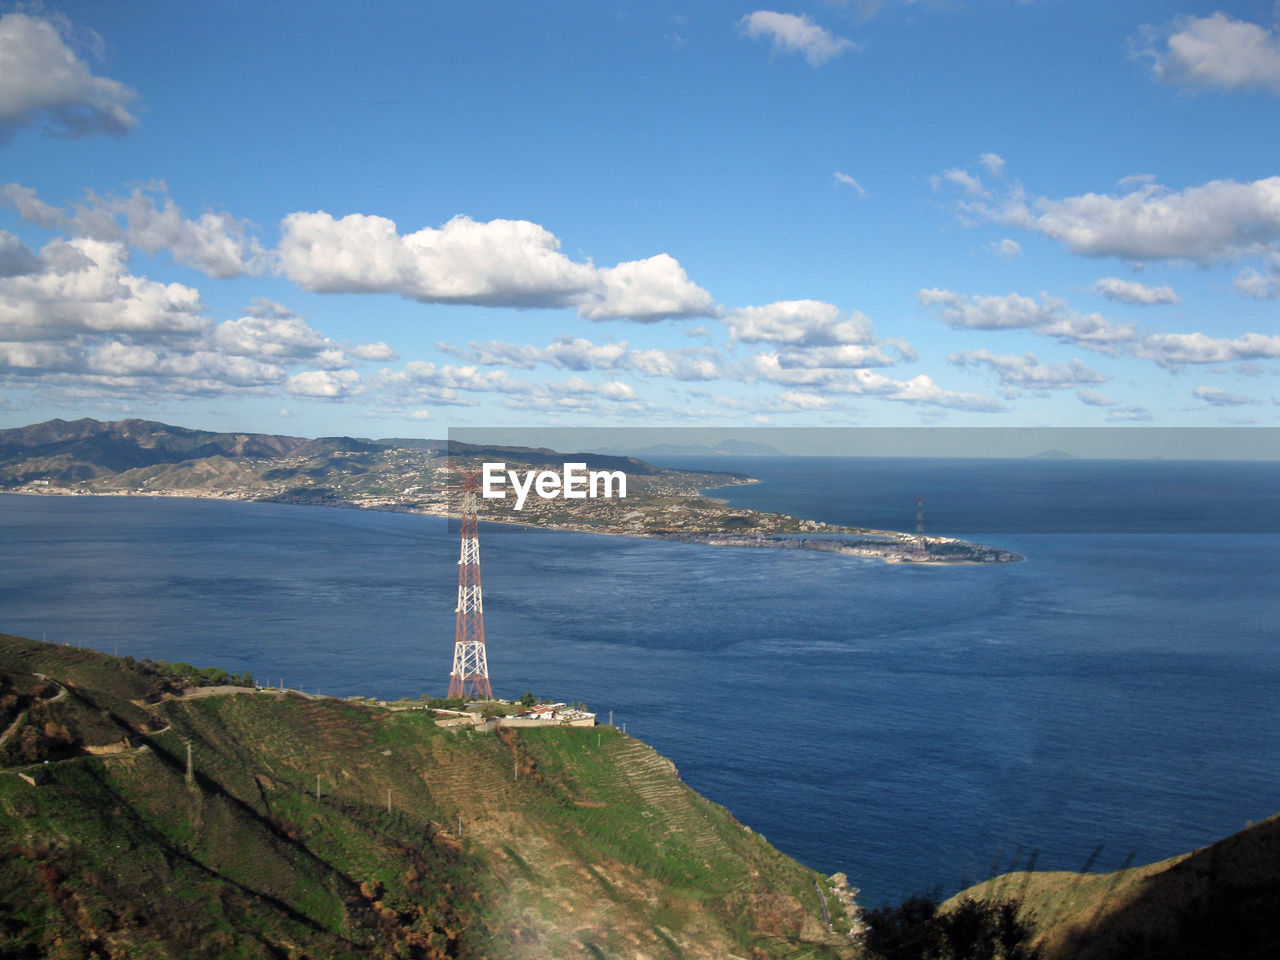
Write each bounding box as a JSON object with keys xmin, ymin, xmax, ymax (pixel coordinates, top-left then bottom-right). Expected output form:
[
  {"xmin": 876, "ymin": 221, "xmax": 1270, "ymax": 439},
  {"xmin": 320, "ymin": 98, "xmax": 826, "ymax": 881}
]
[{"xmin": 0, "ymin": 417, "xmax": 1021, "ymax": 564}]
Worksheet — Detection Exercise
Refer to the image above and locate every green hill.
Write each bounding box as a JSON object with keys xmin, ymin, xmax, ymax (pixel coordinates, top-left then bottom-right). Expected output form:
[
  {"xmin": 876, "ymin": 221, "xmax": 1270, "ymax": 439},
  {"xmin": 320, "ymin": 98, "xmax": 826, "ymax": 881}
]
[
  {"xmin": 941, "ymin": 815, "xmax": 1280, "ymax": 960},
  {"xmin": 0, "ymin": 634, "xmax": 858, "ymax": 959}
]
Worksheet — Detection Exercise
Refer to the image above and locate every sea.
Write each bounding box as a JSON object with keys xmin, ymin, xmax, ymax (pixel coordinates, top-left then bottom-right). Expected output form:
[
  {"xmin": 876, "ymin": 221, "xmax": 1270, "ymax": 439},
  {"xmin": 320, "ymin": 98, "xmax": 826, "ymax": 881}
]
[{"xmin": 2, "ymin": 455, "xmax": 1278, "ymax": 907}]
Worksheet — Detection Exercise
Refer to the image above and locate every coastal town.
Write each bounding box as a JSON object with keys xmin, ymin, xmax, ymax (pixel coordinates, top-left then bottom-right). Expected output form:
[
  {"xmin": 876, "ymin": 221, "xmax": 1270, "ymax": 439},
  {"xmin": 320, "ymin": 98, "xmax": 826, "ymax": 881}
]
[{"xmin": 1, "ymin": 418, "xmax": 1022, "ymax": 563}]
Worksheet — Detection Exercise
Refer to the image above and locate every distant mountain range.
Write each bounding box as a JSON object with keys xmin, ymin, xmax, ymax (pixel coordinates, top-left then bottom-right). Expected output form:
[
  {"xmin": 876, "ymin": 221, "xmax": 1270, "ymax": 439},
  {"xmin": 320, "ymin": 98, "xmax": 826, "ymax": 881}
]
[
  {"xmin": 0, "ymin": 418, "xmax": 689, "ymax": 489},
  {"xmin": 0, "ymin": 417, "xmax": 379, "ymax": 485},
  {"xmin": 594, "ymin": 438, "xmax": 785, "ymax": 458}
]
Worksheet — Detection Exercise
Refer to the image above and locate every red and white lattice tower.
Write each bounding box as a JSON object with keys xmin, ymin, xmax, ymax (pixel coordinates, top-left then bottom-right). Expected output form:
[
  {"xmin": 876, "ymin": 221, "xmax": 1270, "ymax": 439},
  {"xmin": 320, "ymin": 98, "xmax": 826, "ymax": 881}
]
[
  {"xmin": 914, "ymin": 495, "xmax": 928, "ymax": 559},
  {"xmin": 448, "ymin": 470, "xmax": 493, "ymax": 699}
]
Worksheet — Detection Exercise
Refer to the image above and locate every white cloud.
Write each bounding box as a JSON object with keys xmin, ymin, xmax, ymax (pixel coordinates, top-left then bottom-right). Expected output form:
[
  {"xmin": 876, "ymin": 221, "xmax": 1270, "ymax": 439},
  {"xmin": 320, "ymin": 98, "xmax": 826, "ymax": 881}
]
[
  {"xmin": 773, "ymin": 344, "xmax": 900, "ymax": 369},
  {"xmin": 834, "ymin": 172, "xmax": 866, "ymax": 196},
  {"xmin": 980, "ymin": 153, "xmax": 1006, "ymax": 177},
  {"xmin": 0, "ymin": 237, "xmax": 207, "ymax": 341},
  {"xmin": 948, "ymin": 350, "xmax": 1108, "ymax": 389},
  {"xmin": 990, "ymin": 238, "xmax": 1021, "ymax": 259},
  {"xmin": 918, "ymin": 289, "xmax": 1137, "ymax": 350},
  {"xmin": 1192, "ymin": 385, "xmax": 1255, "ymax": 406},
  {"xmin": 0, "ymin": 237, "xmax": 388, "ymax": 400},
  {"xmin": 939, "ymin": 168, "xmax": 988, "ymax": 198},
  {"xmin": 774, "ymin": 390, "xmax": 835, "ymax": 411},
  {"xmin": 1135, "ymin": 331, "xmax": 1280, "ymax": 369},
  {"xmin": 1, "ymin": 182, "xmax": 267, "ymax": 279},
  {"xmin": 1234, "ymin": 257, "xmax": 1280, "ymax": 299},
  {"xmin": 553, "ymin": 375, "xmax": 638, "ymax": 402},
  {"xmin": 278, "ymin": 211, "xmax": 714, "ymax": 322},
  {"xmin": 746, "ymin": 353, "xmax": 1003, "ymax": 411},
  {"xmin": 739, "ymin": 11, "xmax": 854, "ymax": 66},
  {"xmin": 921, "ymin": 287, "xmax": 1280, "ymax": 374},
  {"xmin": 1107, "ymin": 405, "xmax": 1152, "ymax": 422},
  {"xmin": 0, "ymin": 12, "xmax": 139, "ymax": 141},
  {"xmin": 436, "ymin": 336, "xmax": 721, "ymax": 381},
  {"xmin": 979, "ymin": 176, "xmax": 1280, "ymax": 263},
  {"xmin": 726, "ymin": 299, "xmax": 874, "ymax": 346},
  {"xmin": 1093, "ymin": 276, "xmax": 1180, "ymax": 305},
  {"xmin": 285, "ymin": 368, "xmax": 362, "ymax": 399},
  {"xmin": 371, "ymin": 359, "xmax": 650, "ymax": 416},
  {"xmin": 579, "ymin": 253, "xmax": 715, "ymax": 322},
  {"xmin": 1143, "ymin": 13, "xmax": 1280, "ymax": 93},
  {"xmin": 628, "ymin": 348, "xmax": 723, "ymax": 380},
  {"xmin": 1076, "ymin": 389, "xmax": 1115, "ymax": 407}
]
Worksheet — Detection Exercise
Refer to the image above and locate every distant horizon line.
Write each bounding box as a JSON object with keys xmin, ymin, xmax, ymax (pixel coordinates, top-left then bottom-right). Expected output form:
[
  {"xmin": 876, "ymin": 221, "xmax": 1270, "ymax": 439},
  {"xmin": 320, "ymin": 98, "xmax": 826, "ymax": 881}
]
[{"xmin": 5, "ymin": 416, "xmax": 1279, "ymax": 462}]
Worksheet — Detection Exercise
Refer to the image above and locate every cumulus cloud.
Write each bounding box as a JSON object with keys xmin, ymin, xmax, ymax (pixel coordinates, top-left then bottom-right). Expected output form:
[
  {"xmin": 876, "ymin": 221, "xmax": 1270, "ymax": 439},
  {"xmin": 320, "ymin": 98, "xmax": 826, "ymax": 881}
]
[
  {"xmin": 746, "ymin": 353, "xmax": 1003, "ymax": 411},
  {"xmin": 0, "ymin": 12, "xmax": 139, "ymax": 141},
  {"xmin": 1026, "ymin": 178, "xmax": 1280, "ymax": 261},
  {"xmin": 0, "ymin": 231, "xmax": 43, "ymax": 278},
  {"xmin": 1192, "ymin": 385, "xmax": 1255, "ymax": 406},
  {"xmin": 0, "ymin": 238, "xmax": 389, "ymax": 399},
  {"xmin": 1234, "ymin": 258, "xmax": 1280, "ymax": 299},
  {"xmin": 1076, "ymin": 389, "xmax": 1115, "ymax": 407},
  {"xmin": 725, "ymin": 300, "xmax": 874, "ymax": 346},
  {"xmin": 918, "ymin": 289, "xmax": 1138, "ymax": 350},
  {"xmin": 1142, "ymin": 13, "xmax": 1280, "ymax": 93},
  {"xmin": 948, "ymin": 350, "xmax": 1108, "ymax": 390},
  {"xmin": 980, "ymin": 153, "xmax": 1006, "ymax": 177},
  {"xmin": 278, "ymin": 211, "xmax": 714, "ymax": 322},
  {"xmin": 579, "ymin": 253, "xmax": 715, "ymax": 321},
  {"xmin": 990, "ymin": 238, "xmax": 1021, "ymax": 259},
  {"xmin": 921, "ymin": 286, "xmax": 1280, "ymax": 374},
  {"xmin": 1135, "ymin": 331, "xmax": 1280, "ymax": 369},
  {"xmin": 1093, "ymin": 276, "xmax": 1180, "ymax": 305},
  {"xmin": 952, "ymin": 174, "xmax": 1280, "ymax": 263},
  {"xmin": 372, "ymin": 360, "xmax": 644, "ymax": 415},
  {"xmin": 739, "ymin": 11, "xmax": 855, "ymax": 65},
  {"xmin": 285, "ymin": 368, "xmax": 362, "ymax": 399},
  {"xmin": 437, "ymin": 336, "xmax": 723, "ymax": 382},
  {"xmin": 1, "ymin": 182, "xmax": 267, "ymax": 279},
  {"xmin": 772, "ymin": 344, "xmax": 900, "ymax": 369},
  {"xmin": 0, "ymin": 237, "xmax": 207, "ymax": 342}
]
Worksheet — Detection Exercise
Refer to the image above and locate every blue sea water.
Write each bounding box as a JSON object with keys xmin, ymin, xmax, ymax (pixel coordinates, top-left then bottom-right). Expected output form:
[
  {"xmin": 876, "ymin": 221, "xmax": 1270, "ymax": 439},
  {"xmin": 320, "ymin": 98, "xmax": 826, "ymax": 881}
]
[{"xmin": 1, "ymin": 456, "xmax": 1278, "ymax": 906}]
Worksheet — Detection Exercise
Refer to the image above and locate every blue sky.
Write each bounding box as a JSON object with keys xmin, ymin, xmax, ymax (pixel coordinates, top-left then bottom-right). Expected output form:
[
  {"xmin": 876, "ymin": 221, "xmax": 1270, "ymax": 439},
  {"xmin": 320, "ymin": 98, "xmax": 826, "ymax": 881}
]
[{"xmin": 2, "ymin": 1, "xmax": 1280, "ymax": 438}]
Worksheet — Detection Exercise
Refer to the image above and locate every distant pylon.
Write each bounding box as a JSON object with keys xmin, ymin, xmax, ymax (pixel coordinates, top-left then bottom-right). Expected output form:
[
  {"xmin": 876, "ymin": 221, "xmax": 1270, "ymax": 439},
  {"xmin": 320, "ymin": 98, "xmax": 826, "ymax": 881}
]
[
  {"xmin": 448, "ymin": 469, "xmax": 493, "ymax": 700},
  {"xmin": 914, "ymin": 495, "xmax": 928, "ymax": 559}
]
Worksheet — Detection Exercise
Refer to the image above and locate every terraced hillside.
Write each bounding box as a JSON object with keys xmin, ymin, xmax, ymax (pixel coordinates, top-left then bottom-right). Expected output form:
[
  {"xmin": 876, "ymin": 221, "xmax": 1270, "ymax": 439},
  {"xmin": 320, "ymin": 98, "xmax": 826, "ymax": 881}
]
[{"xmin": 0, "ymin": 634, "xmax": 859, "ymax": 959}]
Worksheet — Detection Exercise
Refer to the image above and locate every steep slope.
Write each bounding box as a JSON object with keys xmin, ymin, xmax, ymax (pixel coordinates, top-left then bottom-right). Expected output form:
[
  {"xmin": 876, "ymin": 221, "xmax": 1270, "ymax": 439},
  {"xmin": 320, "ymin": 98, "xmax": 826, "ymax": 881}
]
[
  {"xmin": 945, "ymin": 814, "xmax": 1280, "ymax": 960},
  {"xmin": 0, "ymin": 418, "xmax": 309, "ymax": 484},
  {"xmin": 0, "ymin": 634, "xmax": 857, "ymax": 959}
]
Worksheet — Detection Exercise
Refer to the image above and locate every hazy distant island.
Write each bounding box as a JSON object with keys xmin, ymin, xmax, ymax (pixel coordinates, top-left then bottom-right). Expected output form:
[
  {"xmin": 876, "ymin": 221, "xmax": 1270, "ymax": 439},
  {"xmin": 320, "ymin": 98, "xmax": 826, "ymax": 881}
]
[{"xmin": 0, "ymin": 417, "xmax": 1021, "ymax": 564}]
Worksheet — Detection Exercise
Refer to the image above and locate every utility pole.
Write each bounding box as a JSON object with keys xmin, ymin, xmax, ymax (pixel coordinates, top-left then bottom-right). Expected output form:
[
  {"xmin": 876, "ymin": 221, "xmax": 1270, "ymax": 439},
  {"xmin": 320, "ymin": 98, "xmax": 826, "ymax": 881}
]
[
  {"xmin": 387, "ymin": 789, "xmax": 392, "ymax": 814},
  {"xmin": 185, "ymin": 741, "xmax": 193, "ymax": 785},
  {"xmin": 315, "ymin": 774, "xmax": 321, "ymax": 800},
  {"xmin": 448, "ymin": 468, "xmax": 494, "ymax": 699}
]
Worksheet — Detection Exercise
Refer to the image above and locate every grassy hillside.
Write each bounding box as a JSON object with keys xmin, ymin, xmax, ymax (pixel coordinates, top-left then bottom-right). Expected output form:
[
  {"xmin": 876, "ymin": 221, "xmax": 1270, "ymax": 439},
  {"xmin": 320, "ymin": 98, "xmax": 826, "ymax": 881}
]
[
  {"xmin": 944, "ymin": 814, "xmax": 1280, "ymax": 960},
  {"xmin": 0, "ymin": 634, "xmax": 858, "ymax": 959}
]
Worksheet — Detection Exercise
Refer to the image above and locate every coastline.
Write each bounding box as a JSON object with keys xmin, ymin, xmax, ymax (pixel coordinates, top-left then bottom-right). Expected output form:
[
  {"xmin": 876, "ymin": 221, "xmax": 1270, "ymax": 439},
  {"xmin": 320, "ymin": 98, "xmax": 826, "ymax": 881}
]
[{"xmin": 1, "ymin": 487, "xmax": 1023, "ymax": 564}]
